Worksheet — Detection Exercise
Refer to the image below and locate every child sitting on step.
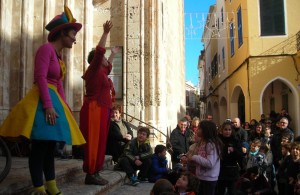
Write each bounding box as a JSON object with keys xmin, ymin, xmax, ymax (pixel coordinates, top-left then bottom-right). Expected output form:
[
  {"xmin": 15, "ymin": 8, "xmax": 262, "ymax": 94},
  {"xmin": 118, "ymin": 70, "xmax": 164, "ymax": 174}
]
[
  {"xmin": 149, "ymin": 144, "xmax": 170, "ymax": 182},
  {"xmin": 118, "ymin": 127, "xmax": 153, "ymax": 186}
]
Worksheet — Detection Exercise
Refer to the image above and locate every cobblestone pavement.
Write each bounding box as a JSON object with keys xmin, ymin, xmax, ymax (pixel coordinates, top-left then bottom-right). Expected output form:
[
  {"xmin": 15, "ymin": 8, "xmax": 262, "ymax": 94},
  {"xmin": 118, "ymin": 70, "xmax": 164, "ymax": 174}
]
[{"xmin": 107, "ymin": 182, "xmax": 154, "ymax": 195}]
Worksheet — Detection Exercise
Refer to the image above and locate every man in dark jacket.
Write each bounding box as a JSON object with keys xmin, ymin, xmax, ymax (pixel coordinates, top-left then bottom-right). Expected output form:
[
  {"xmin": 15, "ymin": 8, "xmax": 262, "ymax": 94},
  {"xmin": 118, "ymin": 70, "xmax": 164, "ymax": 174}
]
[
  {"xmin": 232, "ymin": 117, "xmax": 248, "ymax": 174},
  {"xmin": 271, "ymin": 117, "xmax": 294, "ymax": 169},
  {"xmin": 170, "ymin": 117, "xmax": 193, "ymax": 167},
  {"xmin": 232, "ymin": 117, "xmax": 248, "ymax": 143}
]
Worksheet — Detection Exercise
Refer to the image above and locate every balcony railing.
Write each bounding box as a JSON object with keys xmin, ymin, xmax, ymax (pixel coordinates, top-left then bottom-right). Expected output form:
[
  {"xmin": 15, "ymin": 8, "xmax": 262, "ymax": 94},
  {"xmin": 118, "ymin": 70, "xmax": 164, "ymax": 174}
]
[{"xmin": 260, "ymin": 31, "xmax": 299, "ymax": 55}]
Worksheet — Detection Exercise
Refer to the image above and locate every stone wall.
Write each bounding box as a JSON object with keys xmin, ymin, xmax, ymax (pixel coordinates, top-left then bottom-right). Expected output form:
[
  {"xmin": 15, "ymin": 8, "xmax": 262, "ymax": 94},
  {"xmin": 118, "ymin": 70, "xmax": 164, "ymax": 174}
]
[{"xmin": 0, "ymin": 0, "xmax": 186, "ymax": 142}]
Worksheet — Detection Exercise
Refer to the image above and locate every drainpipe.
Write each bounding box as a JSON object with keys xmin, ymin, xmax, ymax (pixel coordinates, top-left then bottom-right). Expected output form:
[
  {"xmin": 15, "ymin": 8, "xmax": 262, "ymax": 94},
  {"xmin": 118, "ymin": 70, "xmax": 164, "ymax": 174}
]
[
  {"xmin": 124, "ymin": 0, "xmax": 128, "ymax": 119},
  {"xmin": 140, "ymin": 0, "xmax": 145, "ymax": 122},
  {"xmin": 246, "ymin": 58, "xmax": 251, "ymax": 121}
]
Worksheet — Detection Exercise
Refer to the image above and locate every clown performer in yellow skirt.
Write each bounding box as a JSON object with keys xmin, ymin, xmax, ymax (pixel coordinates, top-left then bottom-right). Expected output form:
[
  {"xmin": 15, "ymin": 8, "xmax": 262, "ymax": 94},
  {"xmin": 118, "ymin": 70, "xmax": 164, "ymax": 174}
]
[{"xmin": 0, "ymin": 6, "xmax": 85, "ymax": 195}]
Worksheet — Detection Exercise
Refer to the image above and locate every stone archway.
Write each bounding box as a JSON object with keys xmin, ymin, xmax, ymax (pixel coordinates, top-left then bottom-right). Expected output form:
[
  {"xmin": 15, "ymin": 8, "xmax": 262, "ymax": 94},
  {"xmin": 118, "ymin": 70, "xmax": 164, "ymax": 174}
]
[
  {"xmin": 261, "ymin": 78, "xmax": 299, "ymax": 132},
  {"xmin": 220, "ymin": 96, "xmax": 228, "ymax": 123},
  {"xmin": 213, "ymin": 101, "xmax": 219, "ymax": 125},
  {"xmin": 231, "ymin": 86, "xmax": 245, "ymax": 123},
  {"xmin": 207, "ymin": 101, "xmax": 212, "ymax": 118}
]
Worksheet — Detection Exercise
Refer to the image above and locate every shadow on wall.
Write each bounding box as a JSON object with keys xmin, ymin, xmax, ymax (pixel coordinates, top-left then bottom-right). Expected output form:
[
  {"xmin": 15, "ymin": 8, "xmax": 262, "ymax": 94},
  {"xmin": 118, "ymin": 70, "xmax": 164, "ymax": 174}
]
[{"xmin": 0, "ymin": 29, "xmax": 44, "ymax": 123}]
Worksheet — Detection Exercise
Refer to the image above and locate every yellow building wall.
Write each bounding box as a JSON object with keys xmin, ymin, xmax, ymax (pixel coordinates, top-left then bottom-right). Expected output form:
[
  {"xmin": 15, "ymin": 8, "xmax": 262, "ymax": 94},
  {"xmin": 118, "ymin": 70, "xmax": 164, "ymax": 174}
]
[
  {"xmin": 247, "ymin": 0, "xmax": 300, "ymax": 55},
  {"xmin": 228, "ymin": 62, "xmax": 250, "ymax": 119},
  {"xmin": 225, "ymin": 0, "xmax": 250, "ymax": 120},
  {"xmin": 249, "ymin": 55, "xmax": 300, "ymax": 131},
  {"xmin": 204, "ymin": 0, "xmax": 300, "ymax": 131},
  {"xmin": 225, "ymin": 0, "xmax": 249, "ymax": 73}
]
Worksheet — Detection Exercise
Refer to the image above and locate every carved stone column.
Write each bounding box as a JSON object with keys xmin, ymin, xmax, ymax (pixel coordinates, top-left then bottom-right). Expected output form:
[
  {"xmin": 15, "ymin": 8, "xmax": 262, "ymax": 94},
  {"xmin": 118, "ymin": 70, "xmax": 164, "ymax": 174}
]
[{"xmin": 124, "ymin": 0, "xmax": 144, "ymax": 126}]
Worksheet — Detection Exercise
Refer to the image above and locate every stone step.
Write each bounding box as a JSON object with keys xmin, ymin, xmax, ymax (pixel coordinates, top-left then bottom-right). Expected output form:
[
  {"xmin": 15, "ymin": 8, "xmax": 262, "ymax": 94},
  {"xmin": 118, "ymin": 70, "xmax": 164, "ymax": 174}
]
[
  {"xmin": 57, "ymin": 169, "xmax": 126, "ymax": 195},
  {"xmin": 0, "ymin": 155, "xmax": 126, "ymax": 195}
]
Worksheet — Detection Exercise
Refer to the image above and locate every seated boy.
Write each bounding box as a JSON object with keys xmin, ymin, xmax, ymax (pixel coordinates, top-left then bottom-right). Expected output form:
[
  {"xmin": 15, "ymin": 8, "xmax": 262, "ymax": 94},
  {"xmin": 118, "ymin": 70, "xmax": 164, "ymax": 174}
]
[
  {"xmin": 149, "ymin": 144, "xmax": 169, "ymax": 182},
  {"xmin": 118, "ymin": 127, "xmax": 153, "ymax": 186},
  {"xmin": 236, "ymin": 166, "xmax": 273, "ymax": 195}
]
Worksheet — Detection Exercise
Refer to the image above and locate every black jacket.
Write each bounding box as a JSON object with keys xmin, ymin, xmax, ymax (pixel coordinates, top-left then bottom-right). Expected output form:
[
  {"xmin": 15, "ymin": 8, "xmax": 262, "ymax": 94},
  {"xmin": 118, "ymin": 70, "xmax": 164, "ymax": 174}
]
[
  {"xmin": 106, "ymin": 119, "xmax": 133, "ymax": 162},
  {"xmin": 170, "ymin": 126, "xmax": 193, "ymax": 163},
  {"xmin": 219, "ymin": 135, "xmax": 243, "ymax": 181},
  {"xmin": 271, "ymin": 128, "xmax": 294, "ymax": 167},
  {"xmin": 233, "ymin": 127, "xmax": 248, "ymax": 143},
  {"xmin": 118, "ymin": 137, "xmax": 153, "ymax": 162}
]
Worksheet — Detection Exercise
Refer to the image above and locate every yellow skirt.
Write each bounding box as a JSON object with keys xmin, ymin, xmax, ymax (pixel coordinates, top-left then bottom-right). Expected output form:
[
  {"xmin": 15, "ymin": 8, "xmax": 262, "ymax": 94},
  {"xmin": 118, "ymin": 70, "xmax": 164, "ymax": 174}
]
[{"xmin": 0, "ymin": 84, "xmax": 85, "ymax": 145}]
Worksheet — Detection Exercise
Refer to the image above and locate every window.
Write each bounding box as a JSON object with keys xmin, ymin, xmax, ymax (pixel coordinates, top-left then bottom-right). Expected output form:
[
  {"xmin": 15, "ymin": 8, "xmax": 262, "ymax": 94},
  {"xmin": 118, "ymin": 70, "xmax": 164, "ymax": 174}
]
[
  {"xmin": 260, "ymin": 0, "xmax": 285, "ymax": 36},
  {"xmin": 237, "ymin": 6, "xmax": 243, "ymax": 47},
  {"xmin": 211, "ymin": 54, "xmax": 218, "ymax": 79},
  {"xmin": 105, "ymin": 47, "xmax": 123, "ymax": 100},
  {"xmin": 221, "ymin": 8, "xmax": 224, "ymax": 23},
  {"xmin": 230, "ymin": 22, "xmax": 234, "ymax": 56},
  {"xmin": 222, "ymin": 47, "xmax": 225, "ymax": 69}
]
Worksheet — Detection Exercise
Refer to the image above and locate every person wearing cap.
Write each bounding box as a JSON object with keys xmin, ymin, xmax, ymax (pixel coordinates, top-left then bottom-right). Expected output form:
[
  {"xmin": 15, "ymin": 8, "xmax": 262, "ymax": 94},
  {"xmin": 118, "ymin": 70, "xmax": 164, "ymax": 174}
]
[
  {"xmin": 80, "ymin": 21, "xmax": 120, "ymax": 185},
  {"xmin": 0, "ymin": 5, "xmax": 85, "ymax": 195}
]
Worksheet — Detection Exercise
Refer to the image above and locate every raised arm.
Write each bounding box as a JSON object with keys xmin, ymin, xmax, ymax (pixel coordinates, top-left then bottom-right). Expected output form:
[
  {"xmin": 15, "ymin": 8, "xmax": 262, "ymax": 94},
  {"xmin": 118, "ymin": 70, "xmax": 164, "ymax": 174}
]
[
  {"xmin": 98, "ymin": 20, "xmax": 112, "ymax": 48},
  {"xmin": 108, "ymin": 47, "xmax": 120, "ymax": 64}
]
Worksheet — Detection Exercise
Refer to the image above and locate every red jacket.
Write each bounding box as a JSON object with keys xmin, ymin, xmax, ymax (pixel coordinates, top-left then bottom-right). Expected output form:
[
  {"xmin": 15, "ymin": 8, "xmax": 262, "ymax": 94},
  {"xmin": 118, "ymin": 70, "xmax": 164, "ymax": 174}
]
[{"xmin": 82, "ymin": 46, "xmax": 113, "ymax": 108}]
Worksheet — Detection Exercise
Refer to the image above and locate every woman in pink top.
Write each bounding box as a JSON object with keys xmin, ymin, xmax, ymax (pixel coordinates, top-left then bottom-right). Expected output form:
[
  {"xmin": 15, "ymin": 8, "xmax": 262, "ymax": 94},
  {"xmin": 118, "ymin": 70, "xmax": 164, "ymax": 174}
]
[{"xmin": 0, "ymin": 6, "xmax": 85, "ymax": 194}]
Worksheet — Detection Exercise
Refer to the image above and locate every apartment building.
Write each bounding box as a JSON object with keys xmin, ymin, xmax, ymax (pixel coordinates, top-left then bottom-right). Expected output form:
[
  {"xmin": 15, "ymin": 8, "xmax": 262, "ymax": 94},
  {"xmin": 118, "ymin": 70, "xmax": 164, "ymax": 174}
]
[{"xmin": 201, "ymin": 0, "xmax": 300, "ymax": 132}]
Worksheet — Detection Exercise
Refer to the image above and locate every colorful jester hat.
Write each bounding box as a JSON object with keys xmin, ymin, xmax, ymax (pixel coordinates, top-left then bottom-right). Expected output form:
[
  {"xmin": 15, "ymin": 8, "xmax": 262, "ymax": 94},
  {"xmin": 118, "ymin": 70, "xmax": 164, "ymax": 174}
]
[{"xmin": 45, "ymin": 5, "xmax": 82, "ymax": 42}]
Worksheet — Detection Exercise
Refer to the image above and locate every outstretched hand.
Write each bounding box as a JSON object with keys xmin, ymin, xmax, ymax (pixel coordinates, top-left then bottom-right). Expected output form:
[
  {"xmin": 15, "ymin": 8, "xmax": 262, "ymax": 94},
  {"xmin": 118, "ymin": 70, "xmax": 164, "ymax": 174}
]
[
  {"xmin": 103, "ymin": 21, "xmax": 113, "ymax": 34},
  {"xmin": 111, "ymin": 46, "xmax": 120, "ymax": 54}
]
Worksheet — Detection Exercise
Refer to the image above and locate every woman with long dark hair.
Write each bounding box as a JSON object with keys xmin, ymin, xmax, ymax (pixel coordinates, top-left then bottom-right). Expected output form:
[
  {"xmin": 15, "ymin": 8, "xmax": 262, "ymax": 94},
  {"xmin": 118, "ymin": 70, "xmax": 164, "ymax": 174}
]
[
  {"xmin": 189, "ymin": 120, "xmax": 223, "ymax": 195},
  {"xmin": 217, "ymin": 122, "xmax": 243, "ymax": 195},
  {"xmin": 249, "ymin": 122, "xmax": 267, "ymax": 144}
]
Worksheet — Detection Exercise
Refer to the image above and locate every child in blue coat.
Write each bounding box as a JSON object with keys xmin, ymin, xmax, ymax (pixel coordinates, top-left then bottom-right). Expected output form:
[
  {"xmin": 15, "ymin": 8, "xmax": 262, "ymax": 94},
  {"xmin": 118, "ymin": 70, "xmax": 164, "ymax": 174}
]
[{"xmin": 149, "ymin": 144, "xmax": 169, "ymax": 182}]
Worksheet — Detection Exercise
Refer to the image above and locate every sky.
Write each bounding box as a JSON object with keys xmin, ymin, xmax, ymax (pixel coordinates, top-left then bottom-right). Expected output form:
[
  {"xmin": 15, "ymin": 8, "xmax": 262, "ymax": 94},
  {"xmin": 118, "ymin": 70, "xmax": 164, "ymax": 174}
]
[{"xmin": 184, "ymin": 0, "xmax": 216, "ymax": 86}]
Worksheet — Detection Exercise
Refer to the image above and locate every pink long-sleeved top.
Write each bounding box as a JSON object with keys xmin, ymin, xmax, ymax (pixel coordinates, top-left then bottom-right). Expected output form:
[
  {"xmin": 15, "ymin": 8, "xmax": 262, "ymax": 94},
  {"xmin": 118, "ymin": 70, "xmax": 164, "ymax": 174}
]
[
  {"xmin": 34, "ymin": 43, "xmax": 66, "ymax": 109},
  {"xmin": 191, "ymin": 142, "xmax": 220, "ymax": 181}
]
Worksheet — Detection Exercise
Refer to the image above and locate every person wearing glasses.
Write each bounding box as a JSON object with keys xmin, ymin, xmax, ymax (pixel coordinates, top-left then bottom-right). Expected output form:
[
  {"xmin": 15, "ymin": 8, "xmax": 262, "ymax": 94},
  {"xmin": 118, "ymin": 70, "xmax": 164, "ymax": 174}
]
[{"xmin": 271, "ymin": 117, "xmax": 294, "ymax": 169}]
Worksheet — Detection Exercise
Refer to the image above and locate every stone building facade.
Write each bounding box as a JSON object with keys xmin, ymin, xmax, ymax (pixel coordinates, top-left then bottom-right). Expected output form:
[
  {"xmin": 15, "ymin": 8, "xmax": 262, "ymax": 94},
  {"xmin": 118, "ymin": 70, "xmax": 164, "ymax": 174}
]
[{"xmin": 0, "ymin": 0, "xmax": 186, "ymax": 142}]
